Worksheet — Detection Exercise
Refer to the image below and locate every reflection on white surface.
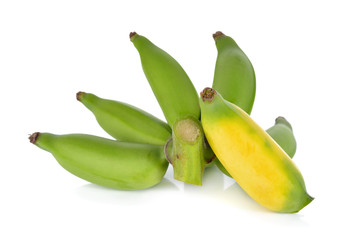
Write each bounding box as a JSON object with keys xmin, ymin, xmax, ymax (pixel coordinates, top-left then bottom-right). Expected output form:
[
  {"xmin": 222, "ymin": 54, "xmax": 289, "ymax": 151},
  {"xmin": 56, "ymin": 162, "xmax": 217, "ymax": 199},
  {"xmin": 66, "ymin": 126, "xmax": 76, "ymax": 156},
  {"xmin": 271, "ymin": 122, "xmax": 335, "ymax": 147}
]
[
  {"xmin": 74, "ymin": 164, "xmax": 310, "ymax": 226},
  {"xmin": 74, "ymin": 177, "xmax": 180, "ymax": 205}
]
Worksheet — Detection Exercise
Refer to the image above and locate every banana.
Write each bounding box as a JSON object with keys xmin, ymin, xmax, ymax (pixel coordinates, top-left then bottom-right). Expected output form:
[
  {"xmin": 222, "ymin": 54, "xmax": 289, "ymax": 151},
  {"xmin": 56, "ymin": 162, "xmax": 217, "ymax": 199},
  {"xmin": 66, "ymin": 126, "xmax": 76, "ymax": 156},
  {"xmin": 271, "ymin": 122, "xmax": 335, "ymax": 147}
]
[
  {"xmin": 200, "ymin": 88, "xmax": 313, "ymax": 213},
  {"xmin": 266, "ymin": 116, "xmax": 297, "ymax": 158},
  {"xmin": 212, "ymin": 31, "xmax": 256, "ymax": 114},
  {"xmin": 29, "ymin": 132, "xmax": 169, "ymax": 190},
  {"xmin": 130, "ymin": 32, "xmax": 204, "ymax": 184},
  {"xmin": 130, "ymin": 32, "xmax": 200, "ymax": 126},
  {"xmin": 76, "ymin": 91, "xmax": 171, "ymax": 145},
  {"xmin": 216, "ymin": 116, "xmax": 297, "ymax": 177}
]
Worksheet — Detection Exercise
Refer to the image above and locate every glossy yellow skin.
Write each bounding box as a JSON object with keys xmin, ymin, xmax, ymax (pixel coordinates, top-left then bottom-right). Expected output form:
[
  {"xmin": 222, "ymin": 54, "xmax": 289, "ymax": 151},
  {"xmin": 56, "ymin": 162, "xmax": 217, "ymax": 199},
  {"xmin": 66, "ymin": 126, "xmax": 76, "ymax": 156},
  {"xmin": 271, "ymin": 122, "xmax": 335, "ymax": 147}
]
[
  {"xmin": 200, "ymin": 88, "xmax": 313, "ymax": 213},
  {"xmin": 216, "ymin": 116, "xmax": 297, "ymax": 178}
]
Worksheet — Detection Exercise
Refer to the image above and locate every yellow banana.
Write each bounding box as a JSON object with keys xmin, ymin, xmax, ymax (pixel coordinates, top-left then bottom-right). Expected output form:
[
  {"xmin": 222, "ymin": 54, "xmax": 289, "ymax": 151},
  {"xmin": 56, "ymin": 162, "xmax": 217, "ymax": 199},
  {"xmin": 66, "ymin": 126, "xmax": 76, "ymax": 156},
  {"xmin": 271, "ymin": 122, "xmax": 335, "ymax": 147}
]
[
  {"xmin": 29, "ymin": 132, "xmax": 168, "ymax": 190},
  {"xmin": 216, "ymin": 116, "xmax": 297, "ymax": 177},
  {"xmin": 200, "ymin": 88, "xmax": 313, "ymax": 213}
]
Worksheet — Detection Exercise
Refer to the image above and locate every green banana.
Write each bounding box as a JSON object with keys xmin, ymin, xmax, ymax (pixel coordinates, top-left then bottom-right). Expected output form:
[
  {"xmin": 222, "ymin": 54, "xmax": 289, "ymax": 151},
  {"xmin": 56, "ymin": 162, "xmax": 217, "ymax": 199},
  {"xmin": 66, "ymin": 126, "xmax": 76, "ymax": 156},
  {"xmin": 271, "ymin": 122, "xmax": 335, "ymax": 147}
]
[
  {"xmin": 200, "ymin": 88, "xmax": 313, "ymax": 213},
  {"xmin": 266, "ymin": 116, "xmax": 297, "ymax": 158},
  {"xmin": 76, "ymin": 91, "xmax": 171, "ymax": 145},
  {"xmin": 130, "ymin": 32, "xmax": 200, "ymax": 126},
  {"xmin": 130, "ymin": 32, "xmax": 205, "ymax": 185},
  {"xmin": 212, "ymin": 31, "xmax": 256, "ymax": 114},
  {"xmin": 29, "ymin": 132, "xmax": 169, "ymax": 190},
  {"xmin": 216, "ymin": 116, "xmax": 297, "ymax": 177}
]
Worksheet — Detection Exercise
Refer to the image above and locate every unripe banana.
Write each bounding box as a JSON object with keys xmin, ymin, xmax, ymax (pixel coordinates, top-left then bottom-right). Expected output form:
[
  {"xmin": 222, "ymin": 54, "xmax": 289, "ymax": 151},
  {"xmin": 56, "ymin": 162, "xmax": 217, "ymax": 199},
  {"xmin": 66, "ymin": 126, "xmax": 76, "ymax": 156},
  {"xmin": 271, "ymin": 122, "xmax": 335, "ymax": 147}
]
[
  {"xmin": 76, "ymin": 92, "xmax": 171, "ymax": 145},
  {"xmin": 130, "ymin": 32, "xmax": 200, "ymax": 126},
  {"xmin": 216, "ymin": 116, "xmax": 297, "ymax": 177},
  {"xmin": 212, "ymin": 31, "xmax": 256, "ymax": 114},
  {"xmin": 200, "ymin": 88, "xmax": 313, "ymax": 213},
  {"xmin": 29, "ymin": 132, "xmax": 169, "ymax": 190},
  {"xmin": 266, "ymin": 116, "xmax": 297, "ymax": 158}
]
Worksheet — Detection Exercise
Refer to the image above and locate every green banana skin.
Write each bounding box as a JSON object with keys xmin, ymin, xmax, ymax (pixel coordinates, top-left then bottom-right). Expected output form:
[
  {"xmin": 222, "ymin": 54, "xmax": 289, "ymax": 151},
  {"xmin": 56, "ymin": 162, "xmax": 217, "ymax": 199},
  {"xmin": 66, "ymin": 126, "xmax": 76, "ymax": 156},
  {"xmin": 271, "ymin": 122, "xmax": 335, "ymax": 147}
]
[
  {"xmin": 215, "ymin": 116, "xmax": 297, "ymax": 177},
  {"xmin": 29, "ymin": 132, "xmax": 169, "ymax": 190},
  {"xmin": 266, "ymin": 116, "xmax": 297, "ymax": 158},
  {"xmin": 212, "ymin": 31, "xmax": 256, "ymax": 114},
  {"xmin": 130, "ymin": 32, "xmax": 200, "ymax": 126},
  {"xmin": 77, "ymin": 92, "xmax": 171, "ymax": 145}
]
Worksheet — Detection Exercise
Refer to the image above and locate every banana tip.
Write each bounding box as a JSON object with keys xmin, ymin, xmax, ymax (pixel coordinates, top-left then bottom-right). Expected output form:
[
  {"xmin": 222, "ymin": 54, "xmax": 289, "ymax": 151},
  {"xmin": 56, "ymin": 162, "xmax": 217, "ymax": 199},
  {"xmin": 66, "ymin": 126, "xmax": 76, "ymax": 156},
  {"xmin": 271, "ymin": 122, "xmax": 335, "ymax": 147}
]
[
  {"xmin": 200, "ymin": 87, "xmax": 217, "ymax": 102},
  {"xmin": 275, "ymin": 116, "xmax": 293, "ymax": 130},
  {"xmin": 29, "ymin": 132, "xmax": 40, "ymax": 144},
  {"xmin": 213, "ymin": 31, "xmax": 225, "ymax": 40},
  {"xmin": 129, "ymin": 32, "xmax": 137, "ymax": 40},
  {"xmin": 76, "ymin": 91, "xmax": 85, "ymax": 101}
]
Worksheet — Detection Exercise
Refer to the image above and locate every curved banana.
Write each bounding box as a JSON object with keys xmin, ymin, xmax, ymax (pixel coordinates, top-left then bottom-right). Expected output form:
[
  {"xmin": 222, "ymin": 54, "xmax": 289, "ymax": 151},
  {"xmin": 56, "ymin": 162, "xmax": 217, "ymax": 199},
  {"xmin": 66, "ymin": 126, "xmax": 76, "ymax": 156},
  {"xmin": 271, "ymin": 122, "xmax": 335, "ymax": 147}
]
[
  {"xmin": 130, "ymin": 32, "xmax": 200, "ymax": 126},
  {"xmin": 77, "ymin": 91, "xmax": 171, "ymax": 145},
  {"xmin": 216, "ymin": 116, "xmax": 297, "ymax": 177},
  {"xmin": 200, "ymin": 88, "xmax": 313, "ymax": 213},
  {"xmin": 212, "ymin": 31, "xmax": 256, "ymax": 114},
  {"xmin": 29, "ymin": 132, "xmax": 169, "ymax": 190}
]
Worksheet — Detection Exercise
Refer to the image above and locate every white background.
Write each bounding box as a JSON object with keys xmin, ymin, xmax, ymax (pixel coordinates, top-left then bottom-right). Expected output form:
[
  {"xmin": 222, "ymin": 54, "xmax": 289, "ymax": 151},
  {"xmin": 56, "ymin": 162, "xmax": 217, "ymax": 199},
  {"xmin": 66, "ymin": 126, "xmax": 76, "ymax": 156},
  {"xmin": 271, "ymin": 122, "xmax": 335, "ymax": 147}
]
[{"xmin": 1, "ymin": 0, "xmax": 353, "ymax": 239}]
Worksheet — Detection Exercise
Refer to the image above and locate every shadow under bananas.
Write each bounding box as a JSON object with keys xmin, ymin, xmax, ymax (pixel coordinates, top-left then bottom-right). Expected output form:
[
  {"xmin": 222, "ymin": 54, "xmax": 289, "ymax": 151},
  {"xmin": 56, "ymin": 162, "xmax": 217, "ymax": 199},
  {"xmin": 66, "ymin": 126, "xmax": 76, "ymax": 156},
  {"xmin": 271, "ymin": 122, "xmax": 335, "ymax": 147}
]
[
  {"xmin": 74, "ymin": 165, "xmax": 310, "ymax": 226},
  {"xmin": 74, "ymin": 177, "xmax": 179, "ymax": 206},
  {"xmin": 183, "ymin": 165, "xmax": 265, "ymax": 212}
]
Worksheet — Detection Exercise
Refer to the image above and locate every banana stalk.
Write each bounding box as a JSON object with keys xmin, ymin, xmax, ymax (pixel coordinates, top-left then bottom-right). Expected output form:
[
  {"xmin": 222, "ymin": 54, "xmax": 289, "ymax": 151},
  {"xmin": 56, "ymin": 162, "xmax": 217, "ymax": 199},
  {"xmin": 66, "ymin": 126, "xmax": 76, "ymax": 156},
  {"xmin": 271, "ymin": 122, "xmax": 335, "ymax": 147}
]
[{"xmin": 168, "ymin": 117, "xmax": 207, "ymax": 185}]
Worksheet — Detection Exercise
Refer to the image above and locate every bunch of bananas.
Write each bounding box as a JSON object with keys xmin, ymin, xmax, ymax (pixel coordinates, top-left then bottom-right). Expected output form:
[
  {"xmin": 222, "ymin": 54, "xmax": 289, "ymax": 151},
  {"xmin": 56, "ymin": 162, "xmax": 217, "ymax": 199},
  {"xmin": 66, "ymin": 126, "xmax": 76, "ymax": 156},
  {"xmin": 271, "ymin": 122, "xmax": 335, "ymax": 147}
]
[{"xmin": 29, "ymin": 31, "xmax": 313, "ymax": 213}]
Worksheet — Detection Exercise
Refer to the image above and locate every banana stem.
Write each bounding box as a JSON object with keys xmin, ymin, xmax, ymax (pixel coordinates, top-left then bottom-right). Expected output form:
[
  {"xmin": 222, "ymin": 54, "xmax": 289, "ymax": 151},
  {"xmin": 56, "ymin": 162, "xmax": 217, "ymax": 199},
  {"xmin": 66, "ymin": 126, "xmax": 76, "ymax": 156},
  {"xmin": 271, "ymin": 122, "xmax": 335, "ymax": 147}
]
[{"xmin": 169, "ymin": 117, "xmax": 207, "ymax": 185}]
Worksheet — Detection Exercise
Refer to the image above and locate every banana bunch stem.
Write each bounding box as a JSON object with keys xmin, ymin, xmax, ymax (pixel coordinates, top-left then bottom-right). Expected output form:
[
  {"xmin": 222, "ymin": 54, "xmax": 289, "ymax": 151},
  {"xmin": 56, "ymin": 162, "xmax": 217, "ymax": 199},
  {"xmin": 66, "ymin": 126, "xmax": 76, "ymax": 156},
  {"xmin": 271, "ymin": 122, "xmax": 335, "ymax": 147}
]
[{"xmin": 168, "ymin": 117, "xmax": 206, "ymax": 185}]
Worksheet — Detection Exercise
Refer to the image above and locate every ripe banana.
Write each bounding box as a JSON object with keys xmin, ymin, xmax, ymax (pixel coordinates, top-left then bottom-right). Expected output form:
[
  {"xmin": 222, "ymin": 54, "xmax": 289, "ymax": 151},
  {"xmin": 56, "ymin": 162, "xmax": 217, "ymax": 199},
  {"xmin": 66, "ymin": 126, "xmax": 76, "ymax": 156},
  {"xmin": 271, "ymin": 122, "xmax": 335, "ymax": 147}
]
[
  {"xmin": 77, "ymin": 91, "xmax": 171, "ymax": 145},
  {"xmin": 200, "ymin": 88, "xmax": 313, "ymax": 213},
  {"xmin": 130, "ymin": 32, "xmax": 200, "ymax": 126},
  {"xmin": 29, "ymin": 132, "xmax": 169, "ymax": 190},
  {"xmin": 212, "ymin": 31, "xmax": 256, "ymax": 114},
  {"xmin": 216, "ymin": 116, "xmax": 297, "ymax": 177}
]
